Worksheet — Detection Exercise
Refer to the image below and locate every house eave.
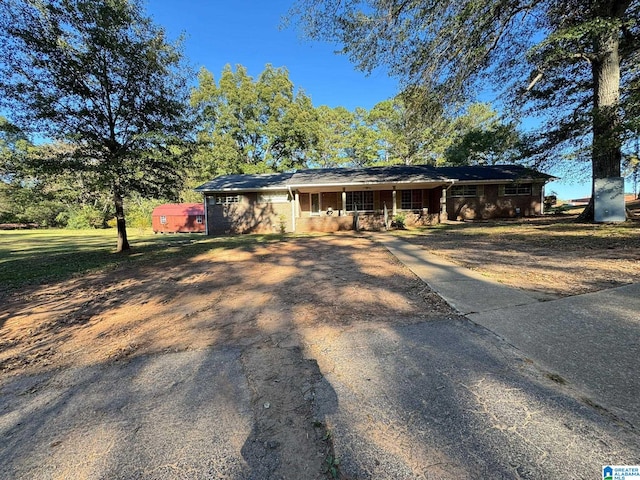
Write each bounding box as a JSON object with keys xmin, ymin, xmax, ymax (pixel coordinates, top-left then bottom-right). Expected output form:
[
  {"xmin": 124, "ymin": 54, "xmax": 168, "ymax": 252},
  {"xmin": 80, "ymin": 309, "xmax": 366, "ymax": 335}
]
[
  {"xmin": 289, "ymin": 180, "xmax": 450, "ymax": 191},
  {"xmin": 197, "ymin": 185, "xmax": 291, "ymax": 194},
  {"xmin": 453, "ymin": 177, "xmax": 555, "ymax": 185}
]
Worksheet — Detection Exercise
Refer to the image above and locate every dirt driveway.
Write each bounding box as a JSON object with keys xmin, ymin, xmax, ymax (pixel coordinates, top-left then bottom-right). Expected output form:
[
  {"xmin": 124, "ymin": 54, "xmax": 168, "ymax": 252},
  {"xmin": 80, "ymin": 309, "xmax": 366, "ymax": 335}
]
[
  {"xmin": 1, "ymin": 235, "xmax": 455, "ymax": 478},
  {"xmin": 0, "ymin": 230, "xmax": 640, "ymax": 479},
  {"xmin": 0, "ymin": 235, "xmax": 452, "ymax": 376}
]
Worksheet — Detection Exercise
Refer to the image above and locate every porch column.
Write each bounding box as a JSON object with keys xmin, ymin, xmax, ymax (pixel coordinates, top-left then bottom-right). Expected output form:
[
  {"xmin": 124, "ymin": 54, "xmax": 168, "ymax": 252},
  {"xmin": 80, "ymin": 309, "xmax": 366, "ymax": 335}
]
[
  {"xmin": 341, "ymin": 189, "xmax": 346, "ymax": 216},
  {"xmin": 440, "ymin": 187, "xmax": 448, "ymax": 220},
  {"xmin": 294, "ymin": 191, "xmax": 300, "ymax": 217},
  {"xmin": 392, "ymin": 187, "xmax": 397, "ymax": 216}
]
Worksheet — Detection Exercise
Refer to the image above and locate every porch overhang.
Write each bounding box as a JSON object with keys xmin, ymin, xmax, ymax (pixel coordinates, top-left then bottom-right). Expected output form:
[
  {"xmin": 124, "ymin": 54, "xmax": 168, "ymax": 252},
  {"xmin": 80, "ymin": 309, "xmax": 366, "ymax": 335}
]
[{"xmin": 290, "ymin": 180, "xmax": 451, "ymax": 193}]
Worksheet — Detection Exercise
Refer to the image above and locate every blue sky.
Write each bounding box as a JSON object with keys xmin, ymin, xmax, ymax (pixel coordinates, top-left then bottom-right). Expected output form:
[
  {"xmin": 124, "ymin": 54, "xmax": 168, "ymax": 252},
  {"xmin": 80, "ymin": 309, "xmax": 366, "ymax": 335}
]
[
  {"xmin": 146, "ymin": 0, "xmax": 398, "ymax": 111},
  {"xmin": 145, "ymin": 0, "xmax": 596, "ymax": 200}
]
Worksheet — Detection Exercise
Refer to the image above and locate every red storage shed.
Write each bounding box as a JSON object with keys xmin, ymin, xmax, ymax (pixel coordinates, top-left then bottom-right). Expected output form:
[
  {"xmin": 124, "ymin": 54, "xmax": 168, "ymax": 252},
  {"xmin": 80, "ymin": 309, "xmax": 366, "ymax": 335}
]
[{"xmin": 152, "ymin": 203, "xmax": 205, "ymax": 233}]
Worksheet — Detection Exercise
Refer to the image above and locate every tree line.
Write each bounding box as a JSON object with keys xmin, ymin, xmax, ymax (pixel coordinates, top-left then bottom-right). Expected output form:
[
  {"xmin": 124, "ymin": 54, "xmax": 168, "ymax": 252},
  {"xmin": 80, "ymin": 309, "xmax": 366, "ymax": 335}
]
[
  {"xmin": 0, "ymin": 1, "xmax": 521, "ymax": 246},
  {"xmin": 1, "ymin": 0, "xmax": 639, "ymax": 250},
  {"xmin": 188, "ymin": 64, "xmax": 522, "ymax": 175},
  {"xmin": 1, "ymin": 61, "xmax": 520, "ymax": 232}
]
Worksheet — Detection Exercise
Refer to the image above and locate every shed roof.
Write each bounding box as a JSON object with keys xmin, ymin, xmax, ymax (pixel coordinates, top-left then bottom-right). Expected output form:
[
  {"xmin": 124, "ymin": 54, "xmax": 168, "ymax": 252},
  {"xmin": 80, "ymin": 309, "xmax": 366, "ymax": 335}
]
[{"xmin": 152, "ymin": 203, "xmax": 204, "ymax": 216}]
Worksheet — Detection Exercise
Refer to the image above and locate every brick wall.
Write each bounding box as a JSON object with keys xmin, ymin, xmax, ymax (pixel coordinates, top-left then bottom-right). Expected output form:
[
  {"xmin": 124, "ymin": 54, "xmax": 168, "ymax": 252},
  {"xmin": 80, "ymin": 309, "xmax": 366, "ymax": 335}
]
[
  {"xmin": 446, "ymin": 184, "xmax": 543, "ymax": 220},
  {"xmin": 206, "ymin": 194, "xmax": 293, "ymax": 234}
]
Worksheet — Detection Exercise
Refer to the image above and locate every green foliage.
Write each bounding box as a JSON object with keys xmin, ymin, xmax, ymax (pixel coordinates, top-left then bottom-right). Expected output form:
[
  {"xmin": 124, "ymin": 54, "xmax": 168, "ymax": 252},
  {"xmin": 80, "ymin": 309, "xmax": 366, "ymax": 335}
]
[
  {"xmin": 278, "ymin": 214, "xmax": 287, "ymax": 234},
  {"xmin": 289, "ymin": 0, "xmax": 537, "ymax": 104},
  {"xmin": 0, "ymin": 116, "xmax": 32, "ymax": 180},
  {"xmin": 626, "ymin": 155, "xmax": 640, "ymax": 198},
  {"xmin": 343, "ymin": 107, "xmax": 380, "ymax": 167},
  {"xmin": 190, "ymin": 64, "xmax": 318, "ymax": 178},
  {"xmin": 366, "ymin": 96, "xmax": 521, "ymax": 167},
  {"xmin": 187, "ymin": 61, "xmax": 522, "ymax": 173},
  {"xmin": 125, "ymin": 195, "xmax": 166, "ymax": 230},
  {"xmin": 324, "ymin": 454, "xmax": 340, "ymax": 479},
  {"xmin": 0, "ymin": 0, "xmax": 193, "ymax": 250},
  {"xmin": 0, "ymin": 178, "xmax": 68, "ymax": 226},
  {"xmin": 444, "ymin": 104, "xmax": 523, "ymax": 165},
  {"xmin": 393, "ymin": 213, "xmax": 406, "ymax": 229},
  {"xmin": 308, "ymin": 105, "xmax": 354, "ymax": 167},
  {"xmin": 65, "ymin": 205, "xmax": 106, "ymax": 230}
]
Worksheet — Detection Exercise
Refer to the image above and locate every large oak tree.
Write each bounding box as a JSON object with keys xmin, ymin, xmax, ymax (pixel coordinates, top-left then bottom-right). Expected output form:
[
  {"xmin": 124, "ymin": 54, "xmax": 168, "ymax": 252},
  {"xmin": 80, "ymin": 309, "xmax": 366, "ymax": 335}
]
[
  {"xmin": 291, "ymin": 0, "xmax": 640, "ymax": 219},
  {"xmin": 0, "ymin": 0, "xmax": 192, "ymax": 250}
]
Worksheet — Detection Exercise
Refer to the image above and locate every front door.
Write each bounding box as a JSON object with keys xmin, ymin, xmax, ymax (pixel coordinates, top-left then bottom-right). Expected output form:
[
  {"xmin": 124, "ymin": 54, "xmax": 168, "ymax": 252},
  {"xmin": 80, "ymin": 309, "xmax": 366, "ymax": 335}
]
[{"xmin": 311, "ymin": 193, "xmax": 320, "ymax": 215}]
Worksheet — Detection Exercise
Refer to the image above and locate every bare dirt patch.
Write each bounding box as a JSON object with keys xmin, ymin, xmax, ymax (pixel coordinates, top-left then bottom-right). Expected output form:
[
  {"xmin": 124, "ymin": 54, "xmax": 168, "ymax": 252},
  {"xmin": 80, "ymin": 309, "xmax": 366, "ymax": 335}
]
[
  {"xmin": 3, "ymin": 225, "xmax": 640, "ymax": 477},
  {"xmin": 0, "ymin": 234, "xmax": 455, "ymax": 478},
  {"xmin": 0, "ymin": 235, "xmax": 453, "ymax": 377},
  {"xmin": 399, "ymin": 214, "xmax": 640, "ymax": 298}
]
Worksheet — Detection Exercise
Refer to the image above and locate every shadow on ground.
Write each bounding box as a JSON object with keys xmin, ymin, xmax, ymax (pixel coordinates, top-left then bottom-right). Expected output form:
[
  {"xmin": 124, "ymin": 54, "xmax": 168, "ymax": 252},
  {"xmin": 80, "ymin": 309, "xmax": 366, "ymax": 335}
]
[{"xmin": 1, "ymin": 234, "xmax": 639, "ymax": 479}]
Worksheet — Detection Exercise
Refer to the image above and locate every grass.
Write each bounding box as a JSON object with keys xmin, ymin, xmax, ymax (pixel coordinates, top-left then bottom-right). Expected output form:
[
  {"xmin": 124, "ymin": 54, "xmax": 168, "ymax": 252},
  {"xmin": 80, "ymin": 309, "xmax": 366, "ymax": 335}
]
[
  {"xmin": 390, "ymin": 216, "xmax": 640, "ymax": 262},
  {"xmin": 396, "ymin": 216, "xmax": 640, "ymax": 239},
  {"xmin": 0, "ymin": 228, "xmax": 285, "ymax": 292}
]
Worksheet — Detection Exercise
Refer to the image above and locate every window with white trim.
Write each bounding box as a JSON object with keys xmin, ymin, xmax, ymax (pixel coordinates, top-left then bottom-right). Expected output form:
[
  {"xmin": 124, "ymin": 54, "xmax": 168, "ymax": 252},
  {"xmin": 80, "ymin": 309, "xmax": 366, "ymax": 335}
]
[
  {"xmin": 501, "ymin": 183, "xmax": 532, "ymax": 196},
  {"xmin": 401, "ymin": 190, "xmax": 423, "ymax": 209},
  {"xmin": 450, "ymin": 185, "xmax": 479, "ymax": 197},
  {"xmin": 160, "ymin": 215, "xmax": 167, "ymax": 224},
  {"xmin": 214, "ymin": 194, "xmax": 241, "ymax": 204},
  {"xmin": 258, "ymin": 191, "xmax": 289, "ymax": 203},
  {"xmin": 346, "ymin": 191, "xmax": 374, "ymax": 211}
]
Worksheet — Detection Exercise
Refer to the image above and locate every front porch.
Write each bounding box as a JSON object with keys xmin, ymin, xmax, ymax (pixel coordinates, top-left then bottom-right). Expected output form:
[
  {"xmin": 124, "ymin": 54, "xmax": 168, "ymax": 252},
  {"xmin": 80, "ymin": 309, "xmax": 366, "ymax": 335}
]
[
  {"xmin": 295, "ymin": 210, "xmax": 440, "ymax": 233},
  {"xmin": 291, "ymin": 185, "xmax": 445, "ymax": 233}
]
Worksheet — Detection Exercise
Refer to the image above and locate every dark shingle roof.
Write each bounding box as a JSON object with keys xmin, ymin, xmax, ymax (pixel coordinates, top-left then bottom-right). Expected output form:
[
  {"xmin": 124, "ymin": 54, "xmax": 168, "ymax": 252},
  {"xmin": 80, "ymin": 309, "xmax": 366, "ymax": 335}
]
[
  {"xmin": 195, "ymin": 172, "xmax": 293, "ymax": 192},
  {"xmin": 195, "ymin": 164, "xmax": 554, "ymax": 192},
  {"xmin": 288, "ymin": 164, "xmax": 448, "ymax": 186},
  {"xmin": 437, "ymin": 164, "xmax": 554, "ymax": 182}
]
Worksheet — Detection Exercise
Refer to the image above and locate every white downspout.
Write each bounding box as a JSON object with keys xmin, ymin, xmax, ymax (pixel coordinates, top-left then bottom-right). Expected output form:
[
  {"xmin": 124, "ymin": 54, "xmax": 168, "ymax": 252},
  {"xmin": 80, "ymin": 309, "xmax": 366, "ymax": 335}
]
[
  {"xmin": 203, "ymin": 195, "xmax": 209, "ymax": 235},
  {"xmin": 442, "ymin": 180, "xmax": 456, "ymax": 221},
  {"xmin": 288, "ymin": 186, "xmax": 296, "ymax": 233}
]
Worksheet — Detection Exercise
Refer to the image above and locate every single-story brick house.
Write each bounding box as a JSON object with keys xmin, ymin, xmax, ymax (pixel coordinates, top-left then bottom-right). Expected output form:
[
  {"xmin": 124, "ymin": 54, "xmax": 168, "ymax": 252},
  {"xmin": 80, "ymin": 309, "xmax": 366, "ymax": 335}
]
[
  {"xmin": 195, "ymin": 164, "xmax": 554, "ymax": 235},
  {"xmin": 152, "ymin": 203, "xmax": 206, "ymax": 233}
]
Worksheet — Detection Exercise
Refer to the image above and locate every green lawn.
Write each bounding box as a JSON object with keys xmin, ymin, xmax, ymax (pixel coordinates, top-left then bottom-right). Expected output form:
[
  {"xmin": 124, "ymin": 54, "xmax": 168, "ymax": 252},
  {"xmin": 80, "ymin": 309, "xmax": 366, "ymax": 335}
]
[
  {"xmin": 393, "ymin": 216, "xmax": 640, "ymax": 251},
  {"xmin": 0, "ymin": 228, "xmax": 277, "ymax": 292}
]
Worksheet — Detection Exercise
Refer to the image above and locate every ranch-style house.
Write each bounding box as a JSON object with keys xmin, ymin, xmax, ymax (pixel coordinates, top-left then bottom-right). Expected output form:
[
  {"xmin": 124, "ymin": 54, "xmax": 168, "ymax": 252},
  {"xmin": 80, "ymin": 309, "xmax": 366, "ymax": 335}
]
[{"xmin": 195, "ymin": 164, "xmax": 554, "ymax": 235}]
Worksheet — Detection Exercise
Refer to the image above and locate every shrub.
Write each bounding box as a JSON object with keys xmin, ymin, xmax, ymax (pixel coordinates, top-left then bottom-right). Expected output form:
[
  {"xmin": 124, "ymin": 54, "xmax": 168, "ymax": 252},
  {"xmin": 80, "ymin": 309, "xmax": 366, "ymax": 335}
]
[
  {"xmin": 65, "ymin": 205, "xmax": 105, "ymax": 229},
  {"xmin": 393, "ymin": 213, "xmax": 406, "ymax": 229},
  {"xmin": 125, "ymin": 196, "xmax": 166, "ymax": 230},
  {"xmin": 278, "ymin": 214, "xmax": 287, "ymax": 234}
]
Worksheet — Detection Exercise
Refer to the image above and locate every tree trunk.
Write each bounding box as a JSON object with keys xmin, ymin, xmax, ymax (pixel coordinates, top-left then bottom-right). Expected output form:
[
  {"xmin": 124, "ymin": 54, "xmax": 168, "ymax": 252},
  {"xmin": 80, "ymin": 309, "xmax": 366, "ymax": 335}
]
[
  {"xmin": 578, "ymin": 24, "xmax": 622, "ymax": 221},
  {"xmin": 114, "ymin": 189, "xmax": 130, "ymax": 252}
]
